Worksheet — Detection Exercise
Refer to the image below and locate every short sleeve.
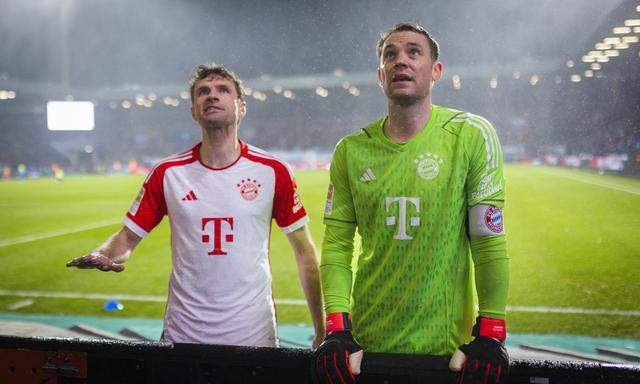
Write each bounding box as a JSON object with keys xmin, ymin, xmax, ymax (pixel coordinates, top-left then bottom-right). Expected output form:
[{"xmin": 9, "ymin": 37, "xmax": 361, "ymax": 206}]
[
  {"xmin": 273, "ymin": 162, "xmax": 308, "ymax": 233},
  {"xmin": 323, "ymin": 139, "xmax": 357, "ymax": 227},
  {"xmin": 464, "ymin": 115, "xmax": 505, "ymax": 208},
  {"xmin": 124, "ymin": 167, "xmax": 167, "ymax": 237}
]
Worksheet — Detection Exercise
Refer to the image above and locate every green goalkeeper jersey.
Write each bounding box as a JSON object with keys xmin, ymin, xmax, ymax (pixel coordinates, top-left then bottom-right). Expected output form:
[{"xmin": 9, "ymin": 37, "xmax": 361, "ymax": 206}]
[{"xmin": 323, "ymin": 105, "xmax": 505, "ymax": 354}]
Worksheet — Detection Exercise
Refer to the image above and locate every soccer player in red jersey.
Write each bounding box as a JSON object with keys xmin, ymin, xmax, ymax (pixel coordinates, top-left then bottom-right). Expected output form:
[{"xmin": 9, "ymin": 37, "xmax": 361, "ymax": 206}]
[{"xmin": 67, "ymin": 64, "xmax": 325, "ymax": 348}]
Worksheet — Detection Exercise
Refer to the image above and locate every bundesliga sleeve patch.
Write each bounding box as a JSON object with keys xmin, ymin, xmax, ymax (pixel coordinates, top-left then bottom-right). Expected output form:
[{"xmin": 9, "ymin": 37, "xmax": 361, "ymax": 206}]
[
  {"xmin": 469, "ymin": 204, "xmax": 505, "ymax": 236},
  {"xmin": 128, "ymin": 187, "xmax": 145, "ymax": 216},
  {"xmin": 324, "ymin": 183, "xmax": 334, "ymax": 215},
  {"xmin": 292, "ymin": 188, "xmax": 302, "ymax": 214}
]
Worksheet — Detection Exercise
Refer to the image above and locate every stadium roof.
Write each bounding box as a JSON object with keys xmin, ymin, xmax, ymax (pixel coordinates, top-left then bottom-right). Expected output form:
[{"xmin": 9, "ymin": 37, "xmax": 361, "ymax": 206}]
[{"xmin": 0, "ymin": 0, "xmax": 631, "ymax": 101}]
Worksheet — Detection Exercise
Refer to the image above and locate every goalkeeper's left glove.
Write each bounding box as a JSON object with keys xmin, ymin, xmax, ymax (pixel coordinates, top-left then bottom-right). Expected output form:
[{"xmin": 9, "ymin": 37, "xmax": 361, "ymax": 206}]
[
  {"xmin": 311, "ymin": 312, "xmax": 363, "ymax": 384},
  {"xmin": 449, "ymin": 316, "xmax": 509, "ymax": 384}
]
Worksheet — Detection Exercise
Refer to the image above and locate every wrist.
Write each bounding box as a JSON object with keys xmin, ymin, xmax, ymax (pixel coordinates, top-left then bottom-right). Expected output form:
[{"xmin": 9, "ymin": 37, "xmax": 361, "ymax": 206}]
[
  {"xmin": 326, "ymin": 312, "xmax": 352, "ymax": 333},
  {"xmin": 473, "ymin": 316, "xmax": 506, "ymax": 341}
]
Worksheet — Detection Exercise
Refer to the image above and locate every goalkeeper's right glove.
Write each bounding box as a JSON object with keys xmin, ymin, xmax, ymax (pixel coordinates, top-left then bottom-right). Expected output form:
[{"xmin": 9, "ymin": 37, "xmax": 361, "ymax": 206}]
[{"xmin": 312, "ymin": 312, "xmax": 363, "ymax": 384}]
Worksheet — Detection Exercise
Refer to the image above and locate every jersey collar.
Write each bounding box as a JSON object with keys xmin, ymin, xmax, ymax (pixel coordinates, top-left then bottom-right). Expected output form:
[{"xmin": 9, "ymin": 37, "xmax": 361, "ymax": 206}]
[
  {"xmin": 195, "ymin": 140, "xmax": 247, "ymax": 171},
  {"xmin": 375, "ymin": 105, "xmax": 441, "ymax": 152}
]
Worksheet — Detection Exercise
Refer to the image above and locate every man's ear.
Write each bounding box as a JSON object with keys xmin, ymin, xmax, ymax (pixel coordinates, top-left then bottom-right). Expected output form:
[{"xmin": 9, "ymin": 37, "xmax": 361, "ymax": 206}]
[
  {"xmin": 432, "ymin": 61, "xmax": 443, "ymax": 83},
  {"xmin": 239, "ymin": 99, "xmax": 247, "ymax": 118}
]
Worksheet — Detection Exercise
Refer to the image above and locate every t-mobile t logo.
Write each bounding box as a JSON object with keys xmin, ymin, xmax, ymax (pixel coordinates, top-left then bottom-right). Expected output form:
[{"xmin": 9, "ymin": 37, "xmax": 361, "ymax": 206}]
[
  {"xmin": 385, "ymin": 197, "xmax": 420, "ymax": 240},
  {"xmin": 201, "ymin": 217, "xmax": 234, "ymax": 255}
]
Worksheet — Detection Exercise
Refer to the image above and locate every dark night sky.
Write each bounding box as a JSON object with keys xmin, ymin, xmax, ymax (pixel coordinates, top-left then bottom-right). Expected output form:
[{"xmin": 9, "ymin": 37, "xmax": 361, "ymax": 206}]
[{"xmin": 0, "ymin": 0, "xmax": 625, "ymax": 88}]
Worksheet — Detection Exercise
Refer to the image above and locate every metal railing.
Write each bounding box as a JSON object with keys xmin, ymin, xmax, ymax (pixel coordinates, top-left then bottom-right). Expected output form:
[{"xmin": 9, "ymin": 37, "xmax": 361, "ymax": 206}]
[{"xmin": 1, "ymin": 335, "xmax": 638, "ymax": 383}]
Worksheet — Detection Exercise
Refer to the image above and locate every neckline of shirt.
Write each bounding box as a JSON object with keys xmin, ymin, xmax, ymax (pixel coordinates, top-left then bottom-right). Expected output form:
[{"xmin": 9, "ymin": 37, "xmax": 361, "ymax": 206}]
[
  {"xmin": 195, "ymin": 140, "xmax": 247, "ymax": 171},
  {"xmin": 375, "ymin": 105, "xmax": 440, "ymax": 151}
]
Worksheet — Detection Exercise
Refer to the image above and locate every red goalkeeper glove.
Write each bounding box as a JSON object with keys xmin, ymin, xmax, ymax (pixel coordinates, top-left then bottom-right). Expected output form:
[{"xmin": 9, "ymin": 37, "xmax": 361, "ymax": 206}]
[
  {"xmin": 312, "ymin": 312, "xmax": 363, "ymax": 384},
  {"xmin": 450, "ymin": 316, "xmax": 509, "ymax": 384}
]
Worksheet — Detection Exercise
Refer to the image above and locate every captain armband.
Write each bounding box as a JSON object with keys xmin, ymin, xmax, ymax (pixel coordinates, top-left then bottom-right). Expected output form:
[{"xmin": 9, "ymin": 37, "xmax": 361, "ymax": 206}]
[{"xmin": 468, "ymin": 204, "xmax": 505, "ymax": 236}]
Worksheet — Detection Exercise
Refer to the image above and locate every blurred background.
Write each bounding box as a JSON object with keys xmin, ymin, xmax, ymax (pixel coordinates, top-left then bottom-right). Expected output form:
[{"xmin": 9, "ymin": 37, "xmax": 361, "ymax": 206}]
[{"xmin": 0, "ymin": 0, "xmax": 638, "ymax": 176}]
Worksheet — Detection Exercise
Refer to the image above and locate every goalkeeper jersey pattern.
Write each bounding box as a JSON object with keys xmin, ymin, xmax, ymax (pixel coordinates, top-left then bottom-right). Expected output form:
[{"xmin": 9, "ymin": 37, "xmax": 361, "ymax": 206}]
[{"xmin": 323, "ymin": 105, "xmax": 505, "ymax": 354}]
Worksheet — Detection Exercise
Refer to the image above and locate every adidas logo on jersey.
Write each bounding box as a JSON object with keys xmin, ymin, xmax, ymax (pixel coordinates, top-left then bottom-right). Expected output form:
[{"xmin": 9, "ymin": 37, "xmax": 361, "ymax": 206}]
[
  {"xmin": 181, "ymin": 190, "xmax": 198, "ymax": 201},
  {"xmin": 359, "ymin": 168, "xmax": 377, "ymax": 182}
]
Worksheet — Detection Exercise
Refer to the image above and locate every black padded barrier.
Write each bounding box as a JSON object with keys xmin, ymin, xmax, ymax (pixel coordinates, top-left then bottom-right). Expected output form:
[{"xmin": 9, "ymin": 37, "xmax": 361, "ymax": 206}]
[{"xmin": 0, "ymin": 335, "xmax": 638, "ymax": 383}]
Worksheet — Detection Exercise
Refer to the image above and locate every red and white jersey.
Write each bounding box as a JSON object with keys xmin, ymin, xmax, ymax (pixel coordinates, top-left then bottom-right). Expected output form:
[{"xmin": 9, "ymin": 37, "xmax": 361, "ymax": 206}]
[{"xmin": 124, "ymin": 141, "xmax": 308, "ymax": 347}]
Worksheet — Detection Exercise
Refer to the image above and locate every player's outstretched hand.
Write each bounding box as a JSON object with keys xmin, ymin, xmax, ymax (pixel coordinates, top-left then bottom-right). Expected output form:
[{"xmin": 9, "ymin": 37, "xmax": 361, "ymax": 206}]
[
  {"xmin": 449, "ymin": 317, "xmax": 509, "ymax": 384},
  {"xmin": 66, "ymin": 252, "xmax": 125, "ymax": 272},
  {"xmin": 312, "ymin": 312, "xmax": 363, "ymax": 383}
]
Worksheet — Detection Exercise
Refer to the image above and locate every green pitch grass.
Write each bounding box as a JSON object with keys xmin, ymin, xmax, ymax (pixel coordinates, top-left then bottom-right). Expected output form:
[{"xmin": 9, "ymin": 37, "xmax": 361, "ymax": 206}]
[{"xmin": 0, "ymin": 165, "xmax": 638, "ymax": 338}]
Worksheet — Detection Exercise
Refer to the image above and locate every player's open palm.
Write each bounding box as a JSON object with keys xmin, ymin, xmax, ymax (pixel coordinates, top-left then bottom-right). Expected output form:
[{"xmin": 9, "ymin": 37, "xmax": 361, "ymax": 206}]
[{"xmin": 66, "ymin": 252, "xmax": 125, "ymax": 272}]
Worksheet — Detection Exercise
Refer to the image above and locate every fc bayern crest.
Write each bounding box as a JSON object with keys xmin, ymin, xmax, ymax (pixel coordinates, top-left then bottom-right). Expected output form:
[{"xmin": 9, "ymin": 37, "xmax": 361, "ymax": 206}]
[
  {"xmin": 484, "ymin": 206, "xmax": 503, "ymax": 233},
  {"xmin": 236, "ymin": 178, "xmax": 261, "ymax": 201},
  {"xmin": 413, "ymin": 153, "xmax": 444, "ymax": 180}
]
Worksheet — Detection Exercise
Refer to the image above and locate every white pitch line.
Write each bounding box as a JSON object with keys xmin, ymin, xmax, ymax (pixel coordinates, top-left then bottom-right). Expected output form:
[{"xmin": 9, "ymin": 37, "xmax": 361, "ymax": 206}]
[
  {"xmin": 0, "ymin": 219, "xmax": 121, "ymax": 248},
  {"xmin": 507, "ymin": 305, "xmax": 640, "ymax": 316},
  {"xmin": 0, "ymin": 289, "xmax": 306, "ymax": 306},
  {"xmin": 0, "ymin": 289, "xmax": 638, "ymax": 316},
  {"xmin": 540, "ymin": 170, "xmax": 640, "ymax": 196},
  {"xmin": 7, "ymin": 299, "xmax": 34, "ymax": 310}
]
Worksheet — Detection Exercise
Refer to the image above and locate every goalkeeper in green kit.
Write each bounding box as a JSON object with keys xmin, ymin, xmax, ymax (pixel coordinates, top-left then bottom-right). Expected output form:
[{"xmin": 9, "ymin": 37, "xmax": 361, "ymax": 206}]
[{"xmin": 312, "ymin": 23, "xmax": 509, "ymax": 384}]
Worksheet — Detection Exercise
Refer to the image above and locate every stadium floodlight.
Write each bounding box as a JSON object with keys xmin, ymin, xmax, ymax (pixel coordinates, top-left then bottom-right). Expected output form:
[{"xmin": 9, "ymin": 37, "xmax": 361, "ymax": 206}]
[
  {"xmin": 604, "ymin": 49, "xmax": 620, "ymax": 57},
  {"xmin": 613, "ymin": 26, "xmax": 632, "ymax": 34},
  {"xmin": 622, "ymin": 35, "xmax": 639, "ymax": 43},
  {"xmin": 47, "ymin": 101, "xmax": 95, "ymax": 131},
  {"xmin": 314, "ymin": 86, "xmax": 328, "ymax": 97},
  {"xmin": 594, "ymin": 43, "xmax": 611, "ymax": 50},
  {"xmin": 179, "ymin": 91, "xmax": 190, "ymax": 100},
  {"xmin": 121, "ymin": 100, "xmax": 132, "ymax": 109},
  {"xmin": 624, "ymin": 19, "xmax": 640, "ymax": 27},
  {"xmin": 596, "ymin": 56, "xmax": 610, "ymax": 62},
  {"xmin": 529, "ymin": 74, "xmax": 539, "ymax": 85},
  {"xmin": 452, "ymin": 74, "xmax": 461, "ymax": 89},
  {"xmin": 590, "ymin": 63, "xmax": 602, "ymax": 70},
  {"xmin": 489, "ymin": 75, "xmax": 498, "ymax": 89},
  {"xmin": 581, "ymin": 55, "xmax": 596, "ymax": 63},
  {"xmin": 587, "ymin": 50, "xmax": 604, "ymax": 57},
  {"xmin": 603, "ymin": 37, "xmax": 622, "ymax": 44},
  {"xmin": 635, "ymin": 27, "xmax": 640, "ymax": 33},
  {"xmin": 584, "ymin": 70, "xmax": 594, "ymax": 78},
  {"xmin": 565, "ymin": 60, "xmax": 574, "ymax": 68},
  {"xmin": 570, "ymin": 74, "xmax": 581, "ymax": 82},
  {"xmin": 613, "ymin": 42, "xmax": 630, "ymax": 49}
]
